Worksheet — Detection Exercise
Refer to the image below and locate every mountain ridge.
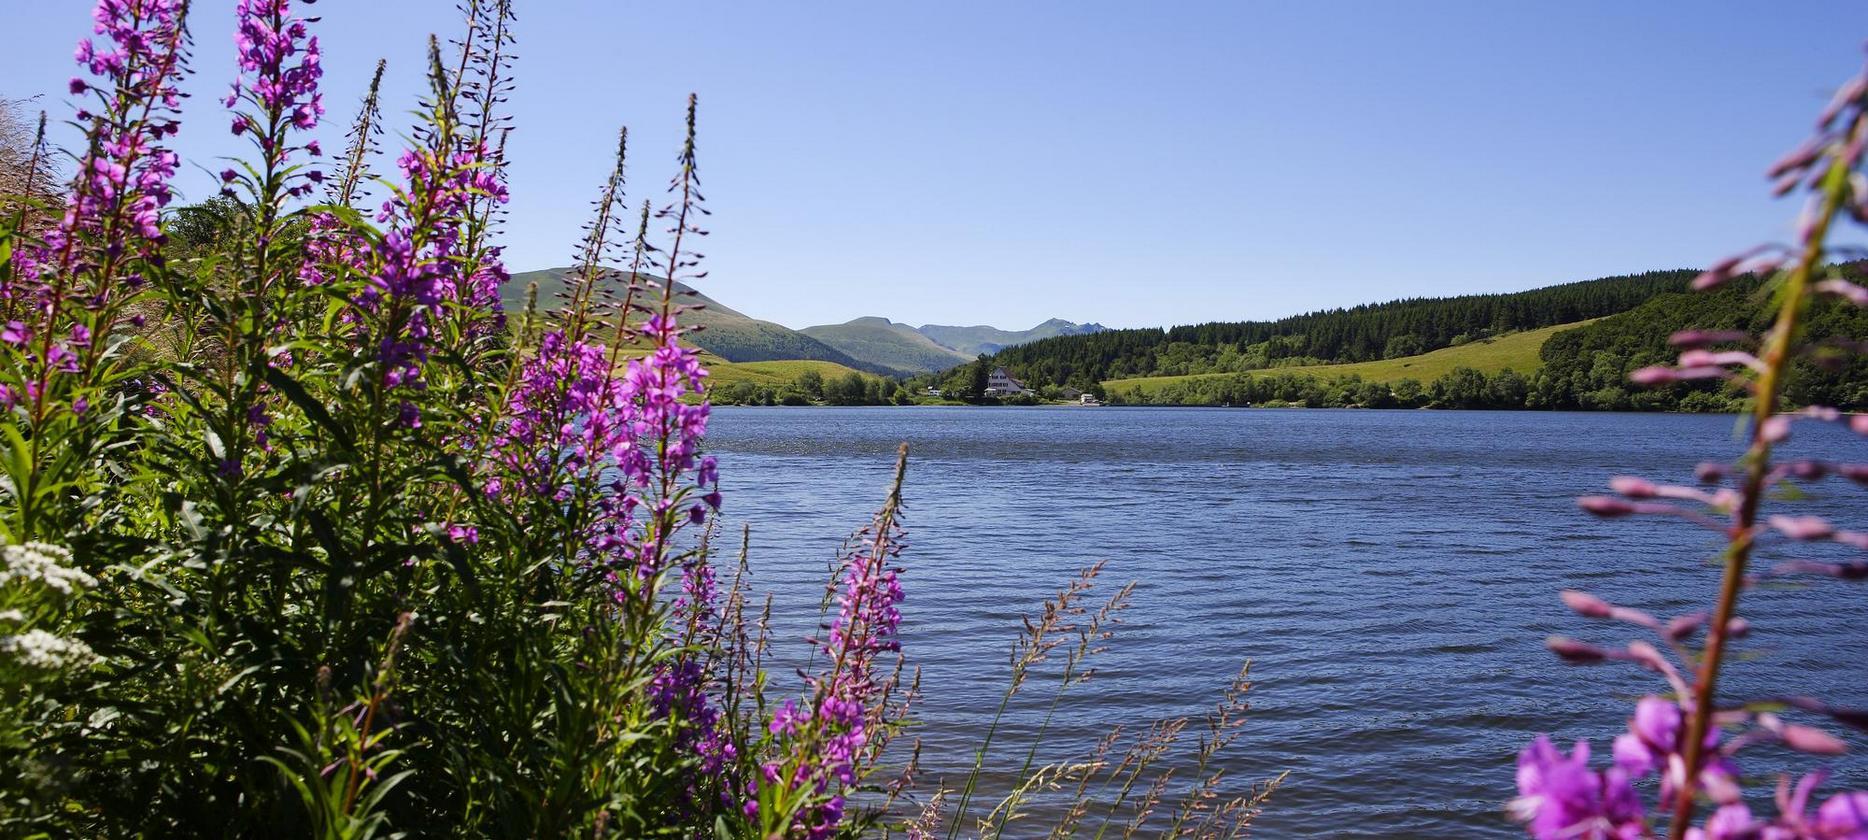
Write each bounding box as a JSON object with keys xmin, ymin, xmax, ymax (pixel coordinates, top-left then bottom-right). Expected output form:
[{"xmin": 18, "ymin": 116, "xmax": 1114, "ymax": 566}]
[
  {"xmin": 915, "ymin": 318, "xmax": 1108, "ymax": 357},
  {"xmin": 799, "ymin": 317, "xmax": 972, "ymax": 375},
  {"xmin": 505, "ymin": 268, "xmax": 892, "ymax": 374},
  {"xmin": 507, "ymin": 266, "xmax": 1101, "ymax": 376}
]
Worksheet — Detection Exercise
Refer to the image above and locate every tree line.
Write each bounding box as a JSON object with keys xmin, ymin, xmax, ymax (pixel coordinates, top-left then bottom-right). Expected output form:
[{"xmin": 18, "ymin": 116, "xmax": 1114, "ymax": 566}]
[
  {"xmin": 986, "ymin": 269, "xmax": 1700, "ymax": 388},
  {"xmin": 1105, "ymin": 270, "xmax": 1868, "ymax": 411}
]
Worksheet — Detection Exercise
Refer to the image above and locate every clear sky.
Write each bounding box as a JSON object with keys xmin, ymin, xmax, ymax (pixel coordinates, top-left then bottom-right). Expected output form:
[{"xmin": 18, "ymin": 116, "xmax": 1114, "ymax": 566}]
[{"xmin": 4, "ymin": 1, "xmax": 1866, "ymax": 329}]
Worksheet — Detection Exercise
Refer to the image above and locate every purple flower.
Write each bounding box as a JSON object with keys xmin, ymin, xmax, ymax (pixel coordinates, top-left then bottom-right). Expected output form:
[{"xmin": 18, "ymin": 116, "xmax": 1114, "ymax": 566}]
[
  {"xmin": 22, "ymin": 0, "xmax": 187, "ymax": 314},
  {"xmin": 1512, "ymin": 737, "xmax": 1647, "ymax": 839},
  {"xmin": 1, "ymin": 321, "xmax": 28, "ymax": 346},
  {"xmin": 1816, "ymin": 791, "xmax": 1868, "ymax": 837},
  {"xmin": 1684, "ymin": 804, "xmax": 1759, "ymax": 840},
  {"xmin": 1609, "ymin": 696, "xmax": 1739, "ymax": 806},
  {"xmin": 1760, "ymin": 414, "xmax": 1793, "ymax": 444}
]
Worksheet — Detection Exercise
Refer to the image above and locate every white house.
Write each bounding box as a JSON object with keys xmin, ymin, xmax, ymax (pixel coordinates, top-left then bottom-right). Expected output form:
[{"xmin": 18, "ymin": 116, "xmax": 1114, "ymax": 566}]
[{"xmin": 984, "ymin": 367, "xmax": 1028, "ymax": 396}]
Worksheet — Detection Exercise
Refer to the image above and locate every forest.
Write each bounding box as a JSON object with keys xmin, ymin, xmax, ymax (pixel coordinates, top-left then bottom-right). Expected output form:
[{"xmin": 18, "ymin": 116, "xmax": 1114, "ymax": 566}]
[
  {"xmin": 988, "ymin": 269, "xmax": 1699, "ymax": 389},
  {"xmin": 1103, "ymin": 271, "xmax": 1868, "ymax": 411}
]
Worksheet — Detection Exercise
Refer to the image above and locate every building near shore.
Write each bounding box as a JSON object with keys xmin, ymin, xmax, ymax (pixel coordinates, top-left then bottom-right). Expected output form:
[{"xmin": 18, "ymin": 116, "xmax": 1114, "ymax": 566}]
[{"xmin": 984, "ymin": 366, "xmax": 1028, "ymax": 396}]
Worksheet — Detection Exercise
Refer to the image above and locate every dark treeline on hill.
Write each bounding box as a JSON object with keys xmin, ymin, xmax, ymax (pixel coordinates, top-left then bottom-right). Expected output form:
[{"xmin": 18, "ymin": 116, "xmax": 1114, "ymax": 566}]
[
  {"xmin": 1537, "ymin": 273, "xmax": 1868, "ymax": 411},
  {"xmin": 988, "ymin": 269, "xmax": 1698, "ymax": 389},
  {"xmin": 1104, "ymin": 271, "xmax": 1868, "ymax": 412}
]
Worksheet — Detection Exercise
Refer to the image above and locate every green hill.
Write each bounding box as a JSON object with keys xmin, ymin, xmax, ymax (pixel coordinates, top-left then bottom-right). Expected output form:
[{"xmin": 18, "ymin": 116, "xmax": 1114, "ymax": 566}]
[
  {"xmin": 507, "ymin": 268, "xmax": 884, "ymax": 373},
  {"xmin": 707, "ymin": 358, "xmax": 872, "ymax": 388},
  {"xmin": 988, "ymin": 269, "xmax": 1698, "ymax": 389},
  {"xmin": 916, "ymin": 318, "xmax": 1106, "ymax": 356},
  {"xmin": 1103, "ymin": 321, "xmax": 1584, "ymax": 400},
  {"xmin": 800, "ymin": 317, "xmax": 972, "ymax": 375}
]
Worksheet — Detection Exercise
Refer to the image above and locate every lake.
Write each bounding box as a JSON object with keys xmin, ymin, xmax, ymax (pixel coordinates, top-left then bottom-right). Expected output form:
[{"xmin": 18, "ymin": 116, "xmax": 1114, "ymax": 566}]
[{"xmin": 704, "ymin": 406, "xmax": 1868, "ymax": 837}]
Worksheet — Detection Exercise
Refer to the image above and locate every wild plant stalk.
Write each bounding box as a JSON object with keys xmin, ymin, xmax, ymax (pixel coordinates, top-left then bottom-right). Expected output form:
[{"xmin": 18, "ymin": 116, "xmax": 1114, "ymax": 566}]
[
  {"xmin": 983, "ymin": 577, "xmax": 1134, "ymax": 837},
  {"xmin": 946, "ymin": 562, "xmax": 1102, "ymax": 839},
  {"xmin": 2, "ymin": 2, "xmax": 1293, "ymax": 835},
  {"xmin": 1664, "ymin": 131, "xmax": 1853, "ymax": 839},
  {"xmin": 1514, "ymin": 50, "xmax": 1868, "ymax": 840}
]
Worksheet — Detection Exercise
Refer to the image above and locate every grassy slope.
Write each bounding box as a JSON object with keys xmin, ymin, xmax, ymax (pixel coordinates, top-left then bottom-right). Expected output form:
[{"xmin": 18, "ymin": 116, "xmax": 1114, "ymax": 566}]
[
  {"xmin": 508, "ymin": 268, "xmax": 880, "ymax": 370},
  {"xmin": 800, "ymin": 317, "xmax": 971, "ymax": 374},
  {"xmin": 602, "ymin": 346, "xmax": 869, "ymax": 389},
  {"xmin": 1103, "ymin": 320, "xmax": 1590, "ymax": 397},
  {"xmin": 705, "ymin": 358, "xmax": 873, "ymax": 388}
]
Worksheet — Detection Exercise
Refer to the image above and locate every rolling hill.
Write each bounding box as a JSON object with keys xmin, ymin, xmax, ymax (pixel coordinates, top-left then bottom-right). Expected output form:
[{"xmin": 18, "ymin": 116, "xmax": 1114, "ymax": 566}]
[
  {"xmin": 706, "ymin": 359, "xmax": 874, "ymax": 388},
  {"xmin": 916, "ymin": 318, "xmax": 1107, "ymax": 356},
  {"xmin": 988, "ymin": 269, "xmax": 1699, "ymax": 388},
  {"xmin": 506, "ymin": 268, "xmax": 885, "ymax": 373},
  {"xmin": 800, "ymin": 317, "xmax": 973, "ymax": 375},
  {"xmin": 1101, "ymin": 321, "xmax": 1587, "ymax": 400}
]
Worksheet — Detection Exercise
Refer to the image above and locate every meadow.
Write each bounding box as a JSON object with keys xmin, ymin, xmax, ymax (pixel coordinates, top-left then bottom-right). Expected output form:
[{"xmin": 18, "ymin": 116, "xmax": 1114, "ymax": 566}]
[{"xmin": 1101, "ymin": 321, "xmax": 1587, "ymax": 401}]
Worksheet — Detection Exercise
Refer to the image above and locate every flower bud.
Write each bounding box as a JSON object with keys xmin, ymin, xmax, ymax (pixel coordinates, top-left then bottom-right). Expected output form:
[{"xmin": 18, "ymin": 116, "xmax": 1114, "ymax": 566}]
[
  {"xmin": 1669, "ymin": 329, "xmax": 1750, "ymax": 348},
  {"xmin": 1560, "ymin": 589, "xmax": 1614, "ymax": 618},
  {"xmin": 1609, "ymin": 476, "xmax": 1660, "ymax": 498},
  {"xmin": 1780, "ymin": 724, "xmax": 1848, "ymax": 755},
  {"xmin": 1760, "ymin": 415, "xmax": 1792, "ymax": 444},
  {"xmin": 1816, "ymin": 278, "xmax": 1868, "ymax": 307},
  {"xmin": 1547, "ymin": 636, "xmax": 1608, "ymax": 664},
  {"xmin": 1630, "ymin": 366, "xmax": 1679, "ymax": 385},
  {"xmin": 1770, "ymin": 514, "xmax": 1835, "ymax": 540},
  {"xmin": 1579, "ymin": 496, "xmax": 1637, "ymax": 517}
]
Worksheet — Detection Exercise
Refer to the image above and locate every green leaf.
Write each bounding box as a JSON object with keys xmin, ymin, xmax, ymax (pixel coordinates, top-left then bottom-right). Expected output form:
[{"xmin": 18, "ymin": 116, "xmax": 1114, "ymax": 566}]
[{"xmin": 266, "ymin": 365, "xmax": 356, "ymax": 450}]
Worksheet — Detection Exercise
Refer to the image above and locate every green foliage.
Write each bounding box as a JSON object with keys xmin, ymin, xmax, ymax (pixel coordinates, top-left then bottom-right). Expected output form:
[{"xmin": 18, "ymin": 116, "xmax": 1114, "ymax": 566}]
[
  {"xmin": 1536, "ymin": 271, "xmax": 1868, "ymax": 411},
  {"xmin": 1383, "ymin": 334, "xmax": 1425, "ymax": 359},
  {"xmin": 969, "ymin": 356, "xmax": 990, "ymax": 400}
]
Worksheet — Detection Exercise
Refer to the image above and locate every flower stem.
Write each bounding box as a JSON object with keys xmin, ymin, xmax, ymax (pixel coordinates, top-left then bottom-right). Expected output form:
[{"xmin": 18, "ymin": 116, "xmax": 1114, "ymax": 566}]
[{"xmin": 1666, "ymin": 120, "xmax": 1855, "ymax": 839}]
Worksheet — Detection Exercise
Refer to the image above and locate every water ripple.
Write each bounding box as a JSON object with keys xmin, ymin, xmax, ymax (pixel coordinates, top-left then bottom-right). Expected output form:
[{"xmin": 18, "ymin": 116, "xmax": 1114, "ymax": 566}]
[{"xmin": 706, "ymin": 406, "xmax": 1868, "ymax": 836}]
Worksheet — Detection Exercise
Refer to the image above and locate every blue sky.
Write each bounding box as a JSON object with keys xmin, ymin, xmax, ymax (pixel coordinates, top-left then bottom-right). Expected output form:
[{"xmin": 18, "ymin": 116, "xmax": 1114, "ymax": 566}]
[{"xmin": 4, "ymin": 1, "xmax": 1866, "ymax": 329}]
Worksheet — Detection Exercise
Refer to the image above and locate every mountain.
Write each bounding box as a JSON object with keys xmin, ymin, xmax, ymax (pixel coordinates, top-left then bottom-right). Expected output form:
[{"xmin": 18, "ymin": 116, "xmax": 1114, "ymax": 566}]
[
  {"xmin": 506, "ymin": 268, "xmax": 886, "ymax": 373},
  {"xmin": 916, "ymin": 318, "xmax": 1108, "ymax": 357},
  {"xmin": 800, "ymin": 317, "xmax": 973, "ymax": 375}
]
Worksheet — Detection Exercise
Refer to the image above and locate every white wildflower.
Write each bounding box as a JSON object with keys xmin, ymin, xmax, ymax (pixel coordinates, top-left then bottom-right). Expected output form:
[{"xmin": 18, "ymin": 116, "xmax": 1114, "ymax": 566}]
[
  {"xmin": 0, "ymin": 609, "xmax": 23, "ymax": 623},
  {"xmin": 0, "ymin": 542, "xmax": 95, "ymax": 595},
  {"xmin": 1, "ymin": 629, "xmax": 98, "ymax": 670}
]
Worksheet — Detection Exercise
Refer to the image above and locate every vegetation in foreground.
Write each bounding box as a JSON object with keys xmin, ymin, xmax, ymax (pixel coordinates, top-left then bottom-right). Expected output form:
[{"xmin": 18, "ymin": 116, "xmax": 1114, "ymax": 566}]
[
  {"xmin": 1507, "ymin": 48, "xmax": 1868, "ymax": 840},
  {"xmin": 7, "ymin": 2, "xmax": 1868, "ymax": 839},
  {"xmin": 0, "ymin": 1, "xmax": 1279, "ymax": 836}
]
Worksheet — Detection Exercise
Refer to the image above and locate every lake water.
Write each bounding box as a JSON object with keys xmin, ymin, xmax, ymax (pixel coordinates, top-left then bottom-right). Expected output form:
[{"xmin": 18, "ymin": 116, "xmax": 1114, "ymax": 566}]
[{"xmin": 704, "ymin": 407, "xmax": 1868, "ymax": 837}]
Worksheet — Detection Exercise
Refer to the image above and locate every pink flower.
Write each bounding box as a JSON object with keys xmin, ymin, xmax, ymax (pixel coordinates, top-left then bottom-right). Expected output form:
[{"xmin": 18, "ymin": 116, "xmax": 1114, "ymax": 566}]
[
  {"xmin": 1815, "ymin": 791, "xmax": 1868, "ymax": 837},
  {"xmin": 1512, "ymin": 737, "xmax": 1646, "ymax": 840}
]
